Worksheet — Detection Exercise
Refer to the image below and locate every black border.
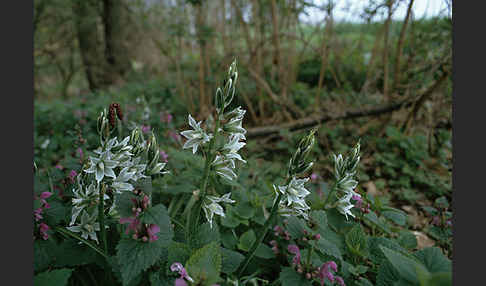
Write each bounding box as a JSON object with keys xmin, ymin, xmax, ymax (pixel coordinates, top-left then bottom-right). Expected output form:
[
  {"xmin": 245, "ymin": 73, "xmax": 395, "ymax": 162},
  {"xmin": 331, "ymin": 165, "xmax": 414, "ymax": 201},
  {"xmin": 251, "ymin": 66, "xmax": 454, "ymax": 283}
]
[{"xmin": 3, "ymin": 0, "xmax": 34, "ymax": 284}]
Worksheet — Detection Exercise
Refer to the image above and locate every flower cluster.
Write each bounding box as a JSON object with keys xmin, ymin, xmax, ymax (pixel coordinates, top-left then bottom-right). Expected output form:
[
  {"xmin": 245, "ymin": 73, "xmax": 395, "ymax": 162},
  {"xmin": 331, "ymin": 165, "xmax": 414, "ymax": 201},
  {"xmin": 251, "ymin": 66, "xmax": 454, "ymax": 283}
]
[
  {"xmin": 331, "ymin": 141, "xmax": 362, "ymax": 220},
  {"xmin": 34, "ymin": 191, "xmax": 53, "ymax": 240},
  {"xmin": 67, "ymin": 105, "xmax": 168, "ymax": 243},
  {"xmin": 181, "ymin": 115, "xmax": 213, "ymax": 154},
  {"xmin": 202, "ymin": 193, "xmax": 236, "ymax": 229},
  {"xmin": 274, "ymin": 129, "xmax": 316, "ymax": 220},
  {"xmin": 319, "ymin": 261, "xmax": 345, "ymax": 286}
]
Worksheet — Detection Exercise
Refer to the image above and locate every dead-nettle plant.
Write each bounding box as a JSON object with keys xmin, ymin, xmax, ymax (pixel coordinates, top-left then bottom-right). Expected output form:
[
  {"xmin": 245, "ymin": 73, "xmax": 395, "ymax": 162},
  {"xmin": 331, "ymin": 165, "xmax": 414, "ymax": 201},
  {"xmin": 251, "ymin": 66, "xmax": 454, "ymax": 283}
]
[{"xmin": 66, "ymin": 103, "xmax": 169, "ymax": 251}]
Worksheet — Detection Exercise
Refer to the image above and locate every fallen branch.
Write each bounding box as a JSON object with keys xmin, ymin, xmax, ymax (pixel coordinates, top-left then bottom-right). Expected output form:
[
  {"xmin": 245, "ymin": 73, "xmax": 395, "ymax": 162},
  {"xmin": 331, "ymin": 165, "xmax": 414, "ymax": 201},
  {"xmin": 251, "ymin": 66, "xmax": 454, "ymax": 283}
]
[{"xmin": 246, "ymin": 98, "xmax": 413, "ymax": 139}]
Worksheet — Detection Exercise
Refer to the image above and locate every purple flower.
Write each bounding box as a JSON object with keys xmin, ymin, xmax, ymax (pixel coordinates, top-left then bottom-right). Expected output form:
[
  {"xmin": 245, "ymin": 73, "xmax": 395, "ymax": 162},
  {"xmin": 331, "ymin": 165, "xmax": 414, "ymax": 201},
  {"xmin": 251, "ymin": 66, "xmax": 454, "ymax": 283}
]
[
  {"xmin": 335, "ymin": 276, "xmax": 345, "ymax": 286},
  {"xmin": 161, "ymin": 113, "xmax": 173, "ymax": 123},
  {"xmin": 174, "ymin": 278, "xmax": 187, "ymax": 286},
  {"xmin": 141, "ymin": 125, "xmax": 151, "ymax": 133},
  {"xmin": 168, "ymin": 130, "xmax": 182, "ymax": 142},
  {"xmin": 69, "ymin": 170, "xmax": 78, "ymax": 183},
  {"xmin": 319, "ymin": 261, "xmax": 338, "ymax": 286},
  {"xmin": 77, "ymin": 148, "xmax": 84, "ymax": 160},
  {"xmin": 287, "ymin": 244, "xmax": 301, "ymax": 266},
  {"xmin": 147, "ymin": 224, "xmax": 160, "ymax": 242},
  {"xmin": 55, "ymin": 164, "xmax": 64, "ymax": 170},
  {"xmin": 160, "ymin": 150, "xmax": 169, "ymax": 162},
  {"xmin": 40, "ymin": 192, "xmax": 52, "ymax": 209},
  {"xmin": 34, "ymin": 208, "xmax": 43, "ymax": 222},
  {"xmin": 39, "ymin": 223, "xmax": 50, "ymax": 240},
  {"xmin": 119, "ymin": 217, "xmax": 141, "ymax": 235},
  {"xmin": 171, "ymin": 262, "xmax": 194, "ymax": 284},
  {"xmin": 311, "ymin": 173, "xmax": 319, "ymax": 182}
]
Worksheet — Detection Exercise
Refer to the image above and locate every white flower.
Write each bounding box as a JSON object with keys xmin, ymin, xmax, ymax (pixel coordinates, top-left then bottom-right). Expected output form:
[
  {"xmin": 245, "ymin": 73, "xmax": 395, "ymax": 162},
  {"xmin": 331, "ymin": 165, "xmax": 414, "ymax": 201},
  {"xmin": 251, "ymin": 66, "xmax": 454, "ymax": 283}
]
[
  {"xmin": 40, "ymin": 139, "xmax": 50, "ymax": 149},
  {"xmin": 180, "ymin": 114, "xmax": 213, "ymax": 154},
  {"xmin": 111, "ymin": 167, "xmax": 136, "ymax": 193},
  {"xmin": 336, "ymin": 193, "xmax": 355, "ymax": 220},
  {"xmin": 212, "ymin": 155, "xmax": 238, "ymax": 181},
  {"xmin": 84, "ymin": 151, "xmax": 118, "ymax": 183},
  {"xmin": 70, "ymin": 182, "xmax": 108, "ymax": 225},
  {"xmin": 274, "ymin": 177, "xmax": 311, "ymax": 220},
  {"xmin": 66, "ymin": 210, "xmax": 101, "ymax": 243},
  {"xmin": 203, "ymin": 193, "xmax": 235, "ymax": 228}
]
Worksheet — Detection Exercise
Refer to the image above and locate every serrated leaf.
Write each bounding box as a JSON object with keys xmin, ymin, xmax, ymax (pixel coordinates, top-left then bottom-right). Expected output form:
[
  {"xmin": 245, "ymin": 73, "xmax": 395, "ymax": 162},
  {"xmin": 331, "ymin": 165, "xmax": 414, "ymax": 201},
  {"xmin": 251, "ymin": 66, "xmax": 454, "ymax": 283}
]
[
  {"xmin": 149, "ymin": 270, "xmax": 173, "ymax": 286},
  {"xmin": 116, "ymin": 239, "xmax": 165, "ymax": 286},
  {"xmin": 413, "ymin": 247, "xmax": 451, "ymax": 274},
  {"xmin": 315, "ymin": 237, "xmax": 342, "ymax": 261},
  {"xmin": 45, "ymin": 200, "xmax": 68, "ymax": 225},
  {"xmin": 425, "ymin": 272, "xmax": 452, "ymax": 286},
  {"xmin": 221, "ymin": 248, "xmax": 245, "ymax": 274},
  {"xmin": 186, "ymin": 242, "xmax": 222, "ymax": 285},
  {"xmin": 279, "ymin": 267, "xmax": 312, "ymax": 286},
  {"xmin": 310, "ymin": 210, "xmax": 328, "ymax": 231},
  {"xmin": 136, "ymin": 177, "xmax": 153, "ymax": 196},
  {"xmin": 368, "ymin": 237, "xmax": 407, "ymax": 264},
  {"xmin": 34, "ymin": 268, "xmax": 73, "ymax": 286},
  {"xmin": 345, "ymin": 224, "xmax": 369, "ymax": 258},
  {"xmin": 363, "ymin": 211, "xmax": 392, "ymax": 235},
  {"xmin": 190, "ymin": 222, "xmax": 220, "ymax": 250},
  {"xmin": 327, "ymin": 208, "xmax": 354, "ymax": 233},
  {"xmin": 380, "ymin": 245, "xmax": 429, "ymax": 284},
  {"xmin": 376, "ymin": 259, "xmax": 402, "ymax": 286},
  {"xmin": 167, "ymin": 242, "xmax": 191, "ymax": 272},
  {"xmin": 115, "ymin": 192, "xmax": 138, "ymax": 218},
  {"xmin": 285, "ymin": 216, "xmax": 306, "ymax": 239}
]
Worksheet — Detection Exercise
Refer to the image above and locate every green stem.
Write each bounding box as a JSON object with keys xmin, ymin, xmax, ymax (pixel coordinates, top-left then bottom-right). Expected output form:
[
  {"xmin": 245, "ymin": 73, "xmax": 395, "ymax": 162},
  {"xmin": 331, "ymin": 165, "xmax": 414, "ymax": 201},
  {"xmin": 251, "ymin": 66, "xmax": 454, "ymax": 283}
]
[
  {"xmin": 306, "ymin": 242, "xmax": 315, "ymax": 268},
  {"xmin": 186, "ymin": 119, "xmax": 220, "ymax": 241},
  {"xmin": 56, "ymin": 227, "xmax": 108, "ymax": 259},
  {"xmin": 98, "ymin": 184, "xmax": 108, "ymax": 254},
  {"xmin": 237, "ymin": 190, "xmax": 285, "ymax": 278}
]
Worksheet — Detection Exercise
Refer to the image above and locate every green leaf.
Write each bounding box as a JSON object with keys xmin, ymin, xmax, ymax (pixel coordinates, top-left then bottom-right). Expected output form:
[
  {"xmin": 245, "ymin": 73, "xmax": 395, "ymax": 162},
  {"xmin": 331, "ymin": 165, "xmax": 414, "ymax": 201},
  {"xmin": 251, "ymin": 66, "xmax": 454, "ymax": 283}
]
[
  {"xmin": 397, "ymin": 231, "xmax": 418, "ymax": 250},
  {"xmin": 52, "ymin": 240, "xmax": 100, "ymax": 268},
  {"xmin": 44, "ymin": 200, "xmax": 68, "ymax": 225},
  {"xmin": 363, "ymin": 211, "xmax": 392, "ymax": 235},
  {"xmin": 424, "ymin": 272, "xmax": 452, "ymax": 286},
  {"xmin": 255, "ymin": 244, "xmax": 276, "ymax": 259},
  {"xmin": 413, "ymin": 247, "xmax": 451, "ymax": 273},
  {"xmin": 382, "ymin": 207, "xmax": 407, "ymax": 226},
  {"xmin": 368, "ymin": 237, "xmax": 406, "ymax": 264},
  {"xmin": 237, "ymin": 230, "xmax": 256, "ymax": 252},
  {"xmin": 309, "ymin": 210, "xmax": 328, "ymax": 231},
  {"xmin": 376, "ymin": 259, "xmax": 402, "ymax": 286},
  {"xmin": 167, "ymin": 242, "xmax": 191, "ymax": 272},
  {"xmin": 34, "ymin": 240, "xmax": 55, "ymax": 273},
  {"xmin": 327, "ymin": 208, "xmax": 354, "ymax": 233},
  {"xmin": 116, "ymin": 239, "xmax": 166, "ymax": 286},
  {"xmin": 34, "ymin": 268, "xmax": 73, "ymax": 286},
  {"xmin": 278, "ymin": 267, "xmax": 312, "ymax": 286},
  {"xmin": 190, "ymin": 222, "xmax": 220, "ymax": 250},
  {"xmin": 149, "ymin": 270, "xmax": 173, "ymax": 286},
  {"xmin": 345, "ymin": 224, "xmax": 369, "ymax": 258},
  {"xmin": 234, "ymin": 201, "xmax": 256, "ymax": 219},
  {"xmin": 186, "ymin": 242, "xmax": 222, "ymax": 286},
  {"xmin": 380, "ymin": 245, "xmax": 429, "ymax": 284},
  {"xmin": 221, "ymin": 248, "xmax": 245, "ymax": 274},
  {"xmin": 285, "ymin": 216, "xmax": 307, "ymax": 239},
  {"xmin": 315, "ymin": 237, "xmax": 342, "ymax": 261},
  {"xmin": 136, "ymin": 177, "xmax": 153, "ymax": 196},
  {"xmin": 115, "ymin": 192, "xmax": 138, "ymax": 218}
]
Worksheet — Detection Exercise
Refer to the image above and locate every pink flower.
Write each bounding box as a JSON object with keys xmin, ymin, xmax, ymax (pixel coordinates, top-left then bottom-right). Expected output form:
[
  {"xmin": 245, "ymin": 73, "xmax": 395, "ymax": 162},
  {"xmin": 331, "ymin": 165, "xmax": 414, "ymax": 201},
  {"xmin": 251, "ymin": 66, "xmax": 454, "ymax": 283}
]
[
  {"xmin": 55, "ymin": 164, "xmax": 64, "ymax": 170},
  {"xmin": 40, "ymin": 192, "xmax": 52, "ymax": 209},
  {"xmin": 34, "ymin": 208, "xmax": 43, "ymax": 222},
  {"xmin": 287, "ymin": 244, "xmax": 301, "ymax": 266},
  {"xmin": 171, "ymin": 262, "xmax": 194, "ymax": 284},
  {"xmin": 119, "ymin": 217, "xmax": 141, "ymax": 235},
  {"xmin": 335, "ymin": 276, "xmax": 345, "ymax": 286},
  {"xmin": 160, "ymin": 150, "xmax": 169, "ymax": 162},
  {"xmin": 39, "ymin": 223, "xmax": 50, "ymax": 240},
  {"xmin": 161, "ymin": 112, "xmax": 173, "ymax": 123},
  {"xmin": 174, "ymin": 278, "xmax": 187, "ymax": 286},
  {"xmin": 141, "ymin": 125, "xmax": 151, "ymax": 133},
  {"xmin": 77, "ymin": 148, "xmax": 84, "ymax": 160},
  {"xmin": 168, "ymin": 130, "xmax": 182, "ymax": 142},
  {"xmin": 319, "ymin": 261, "xmax": 338, "ymax": 286},
  {"xmin": 311, "ymin": 173, "xmax": 319, "ymax": 182},
  {"xmin": 147, "ymin": 224, "xmax": 160, "ymax": 242},
  {"xmin": 69, "ymin": 170, "xmax": 78, "ymax": 183},
  {"xmin": 142, "ymin": 195, "xmax": 150, "ymax": 210}
]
